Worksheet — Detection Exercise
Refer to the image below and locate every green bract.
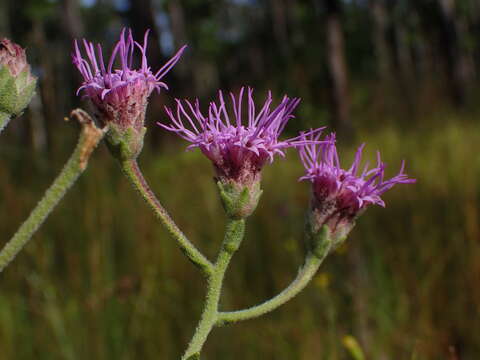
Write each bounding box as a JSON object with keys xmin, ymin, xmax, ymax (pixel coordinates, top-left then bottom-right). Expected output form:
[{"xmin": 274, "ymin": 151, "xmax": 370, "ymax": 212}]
[
  {"xmin": 217, "ymin": 180, "xmax": 263, "ymax": 219},
  {"xmin": 105, "ymin": 125, "xmax": 147, "ymax": 161},
  {"xmin": 0, "ymin": 39, "xmax": 37, "ymax": 132}
]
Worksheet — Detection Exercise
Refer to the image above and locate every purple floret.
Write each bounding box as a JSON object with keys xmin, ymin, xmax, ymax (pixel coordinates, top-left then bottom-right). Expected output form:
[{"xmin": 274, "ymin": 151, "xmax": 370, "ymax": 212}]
[
  {"xmin": 298, "ymin": 132, "xmax": 416, "ymax": 221},
  {"xmin": 160, "ymin": 87, "xmax": 324, "ymax": 185},
  {"xmin": 72, "ymin": 28, "xmax": 186, "ymax": 130}
]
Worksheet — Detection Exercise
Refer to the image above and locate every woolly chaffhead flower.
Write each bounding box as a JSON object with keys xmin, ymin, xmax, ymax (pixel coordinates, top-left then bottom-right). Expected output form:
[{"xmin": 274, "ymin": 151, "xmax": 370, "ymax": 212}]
[
  {"xmin": 161, "ymin": 87, "xmax": 324, "ymax": 185},
  {"xmin": 298, "ymin": 132, "xmax": 415, "ymax": 243},
  {"xmin": 73, "ymin": 28, "xmax": 186, "ymax": 159},
  {"xmin": 160, "ymin": 87, "xmax": 325, "ymax": 218},
  {"xmin": 0, "ymin": 38, "xmax": 37, "ymax": 130}
]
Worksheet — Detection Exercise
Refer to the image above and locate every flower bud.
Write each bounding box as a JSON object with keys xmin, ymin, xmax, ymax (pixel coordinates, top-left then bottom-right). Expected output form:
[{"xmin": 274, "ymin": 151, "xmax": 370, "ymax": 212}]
[
  {"xmin": 304, "ymin": 223, "xmax": 334, "ymax": 259},
  {"xmin": 305, "ymin": 197, "xmax": 356, "ymax": 251},
  {"xmin": 0, "ymin": 38, "xmax": 37, "ymax": 130},
  {"xmin": 217, "ymin": 179, "xmax": 262, "ymax": 219}
]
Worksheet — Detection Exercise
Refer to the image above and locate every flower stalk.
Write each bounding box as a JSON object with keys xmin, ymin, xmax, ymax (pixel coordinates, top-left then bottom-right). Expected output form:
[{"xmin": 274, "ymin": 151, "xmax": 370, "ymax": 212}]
[
  {"xmin": 120, "ymin": 159, "xmax": 213, "ymax": 276},
  {"xmin": 183, "ymin": 225, "xmax": 332, "ymax": 360},
  {"xmin": 0, "ymin": 112, "xmax": 10, "ymax": 132},
  {"xmin": 217, "ymin": 226, "xmax": 332, "ymax": 325},
  {"xmin": 182, "ymin": 218, "xmax": 245, "ymax": 360},
  {"xmin": 0, "ymin": 109, "xmax": 105, "ymax": 272}
]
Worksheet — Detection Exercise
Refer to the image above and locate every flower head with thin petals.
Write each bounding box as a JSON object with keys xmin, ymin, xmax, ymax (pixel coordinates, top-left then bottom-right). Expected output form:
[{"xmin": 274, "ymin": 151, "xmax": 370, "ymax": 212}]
[
  {"xmin": 160, "ymin": 87, "xmax": 323, "ymax": 187},
  {"xmin": 298, "ymin": 132, "xmax": 415, "ymax": 239},
  {"xmin": 73, "ymin": 28, "xmax": 186, "ymax": 129},
  {"xmin": 72, "ymin": 28, "xmax": 186, "ymax": 159}
]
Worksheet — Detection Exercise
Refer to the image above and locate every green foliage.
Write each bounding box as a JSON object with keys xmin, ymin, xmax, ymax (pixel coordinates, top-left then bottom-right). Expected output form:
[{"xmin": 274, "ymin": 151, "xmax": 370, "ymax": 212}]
[
  {"xmin": 342, "ymin": 335, "xmax": 365, "ymax": 360},
  {"xmin": 0, "ymin": 112, "xmax": 478, "ymax": 358},
  {"xmin": 0, "ymin": 112, "xmax": 10, "ymax": 132}
]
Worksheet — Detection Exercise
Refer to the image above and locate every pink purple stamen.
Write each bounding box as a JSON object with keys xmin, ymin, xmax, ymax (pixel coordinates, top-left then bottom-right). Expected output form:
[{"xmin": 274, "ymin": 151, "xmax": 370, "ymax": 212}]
[
  {"xmin": 72, "ymin": 28, "xmax": 186, "ymax": 103},
  {"xmin": 159, "ymin": 87, "xmax": 325, "ymax": 184},
  {"xmin": 298, "ymin": 132, "xmax": 416, "ymax": 213}
]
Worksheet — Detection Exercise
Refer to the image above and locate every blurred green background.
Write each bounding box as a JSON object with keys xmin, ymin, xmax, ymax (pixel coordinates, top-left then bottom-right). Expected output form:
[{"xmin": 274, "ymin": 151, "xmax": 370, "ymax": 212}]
[{"xmin": 1, "ymin": 0, "xmax": 480, "ymax": 359}]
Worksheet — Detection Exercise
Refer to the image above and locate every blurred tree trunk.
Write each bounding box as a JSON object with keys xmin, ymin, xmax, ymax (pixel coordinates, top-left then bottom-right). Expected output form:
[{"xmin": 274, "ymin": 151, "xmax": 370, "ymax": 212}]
[
  {"xmin": 60, "ymin": 0, "xmax": 84, "ymax": 38},
  {"xmin": 127, "ymin": 0, "xmax": 168, "ymax": 145},
  {"xmin": 395, "ymin": 22, "xmax": 414, "ymax": 80},
  {"xmin": 169, "ymin": 0, "xmax": 220, "ymax": 98},
  {"xmin": 347, "ymin": 246, "xmax": 374, "ymax": 359},
  {"xmin": 0, "ymin": 0, "xmax": 10, "ymax": 36},
  {"xmin": 59, "ymin": 0, "xmax": 85, "ymax": 118},
  {"xmin": 168, "ymin": 0, "xmax": 189, "ymax": 77},
  {"xmin": 127, "ymin": 0, "xmax": 163, "ymax": 69},
  {"xmin": 323, "ymin": 0, "xmax": 352, "ymax": 137},
  {"xmin": 269, "ymin": 0, "xmax": 290, "ymax": 58},
  {"xmin": 390, "ymin": 2, "xmax": 416, "ymax": 115},
  {"xmin": 471, "ymin": 1, "xmax": 480, "ymax": 67},
  {"xmin": 438, "ymin": 0, "xmax": 473, "ymax": 107},
  {"xmin": 32, "ymin": 20, "xmax": 56, "ymax": 153},
  {"xmin": 369, "ymin": 0, "xmax": 392, "ymax": 85},
  {"xmin": 27, "ymin": 89, "xmax": 48, "ymax": 153}
]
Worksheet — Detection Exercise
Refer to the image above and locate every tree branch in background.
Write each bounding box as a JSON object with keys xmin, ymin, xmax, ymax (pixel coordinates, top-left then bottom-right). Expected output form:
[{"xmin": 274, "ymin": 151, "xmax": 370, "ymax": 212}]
[{"xmin": 323, "ymin": 0, "xmax": 352, "ymax": 137}]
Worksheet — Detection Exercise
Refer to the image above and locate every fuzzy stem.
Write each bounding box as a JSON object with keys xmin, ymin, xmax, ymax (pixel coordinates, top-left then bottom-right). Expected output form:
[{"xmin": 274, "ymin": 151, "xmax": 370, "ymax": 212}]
[
  {"xmin": 0, "ymin": 112, "xmax": 11, "ymax": 133},
  {"xmin": 217, "ymin": 230, "xmax": 332, "ymax": 325},
  {"xmin": 182, "ymin": 219, "xmax": 245, "ymax": 360},
  {"xmin": 0, "ymin": 109, "xmax": 105, "ymax": 273},
  {"xmin": 120, "ymin": 159, "xmax": 213, "ymax": 276}
]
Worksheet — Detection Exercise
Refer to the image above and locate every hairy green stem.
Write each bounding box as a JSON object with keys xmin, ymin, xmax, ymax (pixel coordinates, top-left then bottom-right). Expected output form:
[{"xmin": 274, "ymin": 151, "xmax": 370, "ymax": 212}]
[
  {"xmin": 182, "ymin": 219, "xmax": 245, "ymax": 360},
  {"xmin": 0, "ymin": 109, "xmax": 104, "ymax": 273},
  {"xmin": 217, "ymin": 253, "xmax": 324, "ymax": 324},
  {"xmin": 120, "ymin": 159, "xmax": 213, "ymax": 276},
  {"xmin": 0, "ymin": 112, "xmax": 11, "ymax": 133},
  {"xmin": 217, "ymin": 229, "xmax": 333, "ymax": 325}
]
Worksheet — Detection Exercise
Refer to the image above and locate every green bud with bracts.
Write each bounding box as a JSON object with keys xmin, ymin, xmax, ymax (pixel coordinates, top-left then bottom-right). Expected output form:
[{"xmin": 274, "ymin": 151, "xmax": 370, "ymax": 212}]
[{"xmin": 0, "ymin": 38, "xmax": 37, "ymax": 132}]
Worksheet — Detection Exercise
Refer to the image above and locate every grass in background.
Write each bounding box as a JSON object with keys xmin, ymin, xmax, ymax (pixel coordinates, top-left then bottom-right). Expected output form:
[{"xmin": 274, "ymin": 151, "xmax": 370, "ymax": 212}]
[{"xmin": 0, "ymin": 112, "xmax": 479, "ymax": 359}]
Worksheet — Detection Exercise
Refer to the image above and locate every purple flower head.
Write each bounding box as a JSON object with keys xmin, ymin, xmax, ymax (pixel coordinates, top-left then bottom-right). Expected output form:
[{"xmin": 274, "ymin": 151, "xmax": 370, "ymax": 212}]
[
  {"xmin": 0, "ymin": 38, "xmax": 31, "ymax": 78},
  {"xmin": 73, "ymin": 28, "xmax": 186, "ymax": 131},
  {"xmin": 298, "ymin": 132, "xmax": 415, "ymax": 238},
  {"xmin": 160, "ymin": 87, "xmax": 324, "ymax": 187}
]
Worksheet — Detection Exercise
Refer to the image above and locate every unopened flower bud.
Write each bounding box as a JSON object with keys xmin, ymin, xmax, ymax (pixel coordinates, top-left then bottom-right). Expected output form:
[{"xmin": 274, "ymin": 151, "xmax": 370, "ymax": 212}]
[
  {"xmin": 217, "ymin": 179, "xmax": 262, "ymax": 219},
  {"xmin": 0, "ymin": 38, "xmax": 37, "ymax": 131}
]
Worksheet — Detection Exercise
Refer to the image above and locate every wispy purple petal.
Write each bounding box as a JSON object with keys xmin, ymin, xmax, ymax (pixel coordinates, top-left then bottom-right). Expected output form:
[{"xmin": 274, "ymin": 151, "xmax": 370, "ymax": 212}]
[
  {"xmin": 159, "ymin": 87, "xmax": 327, "ymax": 185},
  {"xmin": 72, "ymin": 28, "xmax": 186, "ymax": 130},
  {"xmin": 298, "ymin": 132, "xmax": 416, "ymax": 216}
]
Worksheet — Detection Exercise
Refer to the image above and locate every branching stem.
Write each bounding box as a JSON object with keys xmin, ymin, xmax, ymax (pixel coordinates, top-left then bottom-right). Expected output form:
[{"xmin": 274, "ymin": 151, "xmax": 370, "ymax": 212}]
[
  {"xmin": 120, "ymin": 159, "xmax": 213, "ymax": 276},
  {"xmin": 0, "ymin": 109, "xmax": 105, "ymax": 273},
  {"xmin": 182, "ymin": 219, "xmax": 245, "ymax": 360},
  {"xmin": 0, "ymin": 112, "xmax": 11, "ymax": 133},
  {"xmin": 217, "ymin": 251, "xmax": 328, "ymax": 325}
]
